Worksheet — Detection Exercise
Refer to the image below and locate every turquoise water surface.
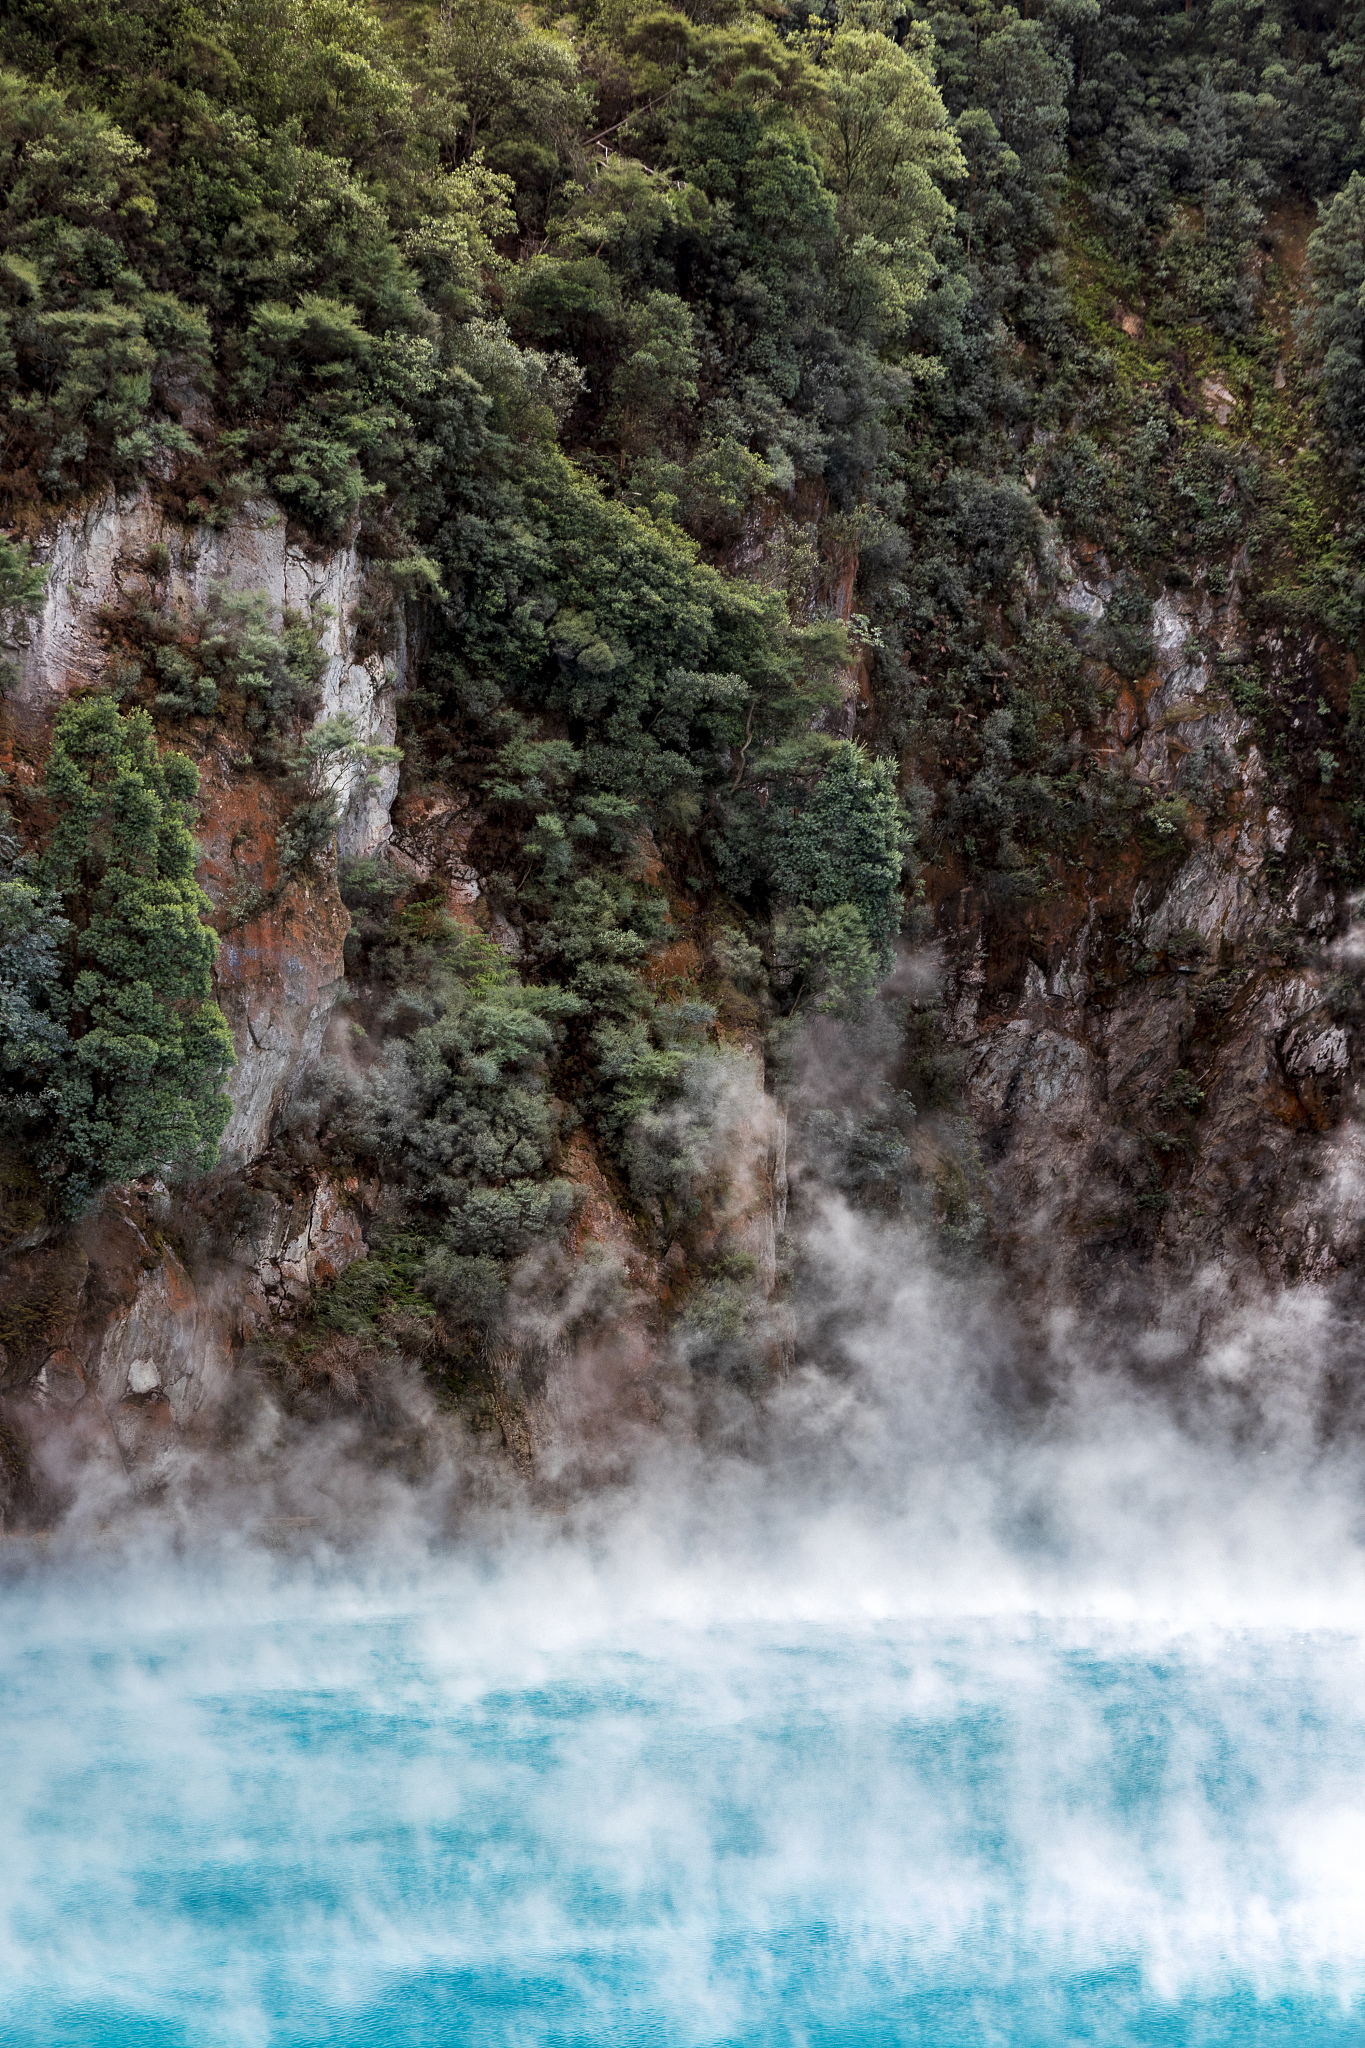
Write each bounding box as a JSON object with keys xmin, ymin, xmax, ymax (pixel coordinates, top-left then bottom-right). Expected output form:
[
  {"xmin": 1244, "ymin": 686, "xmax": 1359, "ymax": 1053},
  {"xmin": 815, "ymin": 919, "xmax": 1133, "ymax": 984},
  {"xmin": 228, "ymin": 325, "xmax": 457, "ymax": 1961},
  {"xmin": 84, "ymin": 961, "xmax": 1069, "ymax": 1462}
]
[{"xmin": 3, "ymin": 1543, "xmax": 1365, "ymax": 2047}]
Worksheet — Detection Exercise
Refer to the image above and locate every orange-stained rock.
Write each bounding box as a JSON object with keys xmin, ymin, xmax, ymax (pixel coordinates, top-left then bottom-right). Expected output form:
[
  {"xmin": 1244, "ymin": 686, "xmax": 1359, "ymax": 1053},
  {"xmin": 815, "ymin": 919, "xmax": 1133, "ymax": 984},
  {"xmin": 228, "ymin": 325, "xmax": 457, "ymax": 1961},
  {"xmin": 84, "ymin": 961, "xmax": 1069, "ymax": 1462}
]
[
  {"xmin": 389, "ymin": 787, "xmax": 484, "ymax": 923},
  {"xmin": 212, "ymin": 875, "xmax": 351, "ymax": 1164},
  {"xmin": 95, "ymin": 1243, "xmax": 230, "ymax": 1429},
  {"xmin": 561, "ymin": 1125, "xmax": 656, "ymax": 1291},
  {"xmin": 34, "ymin": 1349, "xmax": 85, "ymax": 1409},
  {"xmin": 642, "ymin": 939, "xmax": 703, "ymax": 992},
  {"xmin": 276, "ymin": 1176, "xmax": 367, "ymax": 1294}
]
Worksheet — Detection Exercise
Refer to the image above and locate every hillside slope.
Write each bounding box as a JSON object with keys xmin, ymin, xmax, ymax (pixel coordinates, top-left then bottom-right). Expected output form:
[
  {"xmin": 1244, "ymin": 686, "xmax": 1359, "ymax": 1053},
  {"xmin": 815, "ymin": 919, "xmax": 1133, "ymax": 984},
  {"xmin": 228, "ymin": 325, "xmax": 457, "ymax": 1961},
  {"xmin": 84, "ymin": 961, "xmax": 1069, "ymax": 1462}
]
[{"xmin": 2, "ymin": 0, "xmax": 1365, "ymax": 1514}]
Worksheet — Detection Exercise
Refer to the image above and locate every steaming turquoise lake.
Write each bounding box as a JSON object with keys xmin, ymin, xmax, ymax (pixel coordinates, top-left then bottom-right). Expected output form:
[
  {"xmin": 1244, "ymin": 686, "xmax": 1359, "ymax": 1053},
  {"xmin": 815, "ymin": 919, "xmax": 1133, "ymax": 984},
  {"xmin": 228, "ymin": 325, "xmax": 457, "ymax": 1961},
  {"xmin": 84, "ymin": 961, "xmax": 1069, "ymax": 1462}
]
[{"xmin": 3, "ymin": 1556, "xmax": 1364, "ymax": 2047}]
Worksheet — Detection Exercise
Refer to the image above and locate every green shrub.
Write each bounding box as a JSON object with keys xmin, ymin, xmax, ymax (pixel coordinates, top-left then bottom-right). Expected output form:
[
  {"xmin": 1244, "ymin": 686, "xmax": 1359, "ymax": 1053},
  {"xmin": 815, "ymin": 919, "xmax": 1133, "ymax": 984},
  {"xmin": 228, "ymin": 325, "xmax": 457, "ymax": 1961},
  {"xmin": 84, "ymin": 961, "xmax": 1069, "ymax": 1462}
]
[
  {"xmin": 1309, "ymin": 171, "xmax": 1365, "ymax": 464},
  {"xmin": 344, "ymin": 931, "xmax": 579, "ymax": 1257},
  {"xmin": 766, "ymin": 743, "xmax": 908, "ymax": 967},
  {"xmin": 15, "ymin": 697, "xmax": 236, "ymax": 1211}
]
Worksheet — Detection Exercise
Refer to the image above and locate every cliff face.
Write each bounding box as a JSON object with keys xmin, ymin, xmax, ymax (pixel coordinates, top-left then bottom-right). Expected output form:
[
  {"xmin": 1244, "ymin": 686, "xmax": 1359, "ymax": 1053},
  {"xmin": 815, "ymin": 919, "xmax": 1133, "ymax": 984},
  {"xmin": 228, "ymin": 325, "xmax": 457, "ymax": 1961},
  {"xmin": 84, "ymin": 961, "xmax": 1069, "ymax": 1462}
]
[
  {"xmin": 0, "ymin": 491, "xmax": 402, "ymax": 1516},
  {"xmin": 924, "ymin": 539, "xmax": 1365, "ymax": 1321},
  {"xmin": 0, "ymin": 486, "xmax": 792, "ymax": 1517},
  {"xmin": 13, "ymin": 490, "xmax": 404, "ymax": 1160},
  {"xmin": 4, "ymin": 455, "xmax": 1365, "ymax": 1523}
]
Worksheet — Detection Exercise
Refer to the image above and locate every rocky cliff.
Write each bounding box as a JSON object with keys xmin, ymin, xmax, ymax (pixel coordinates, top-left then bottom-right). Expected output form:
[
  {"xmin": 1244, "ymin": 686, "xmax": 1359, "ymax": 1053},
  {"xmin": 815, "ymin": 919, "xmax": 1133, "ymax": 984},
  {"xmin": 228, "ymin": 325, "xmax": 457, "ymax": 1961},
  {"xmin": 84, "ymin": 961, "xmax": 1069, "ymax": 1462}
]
[
  {"xmin": 918, "ymin": 535, "xmax": 1365, "ymax": 1337},
  {"xmin": 5, "ymin": 442, "xmax": 1365, "ymax": 1526},
  {"xmin": 0, "ymin": 491, "xmax": 405, "ymax": 1517},
  {"xmin": 0, "ymin": 485, "xmax": 796, "ymax": 1521}
]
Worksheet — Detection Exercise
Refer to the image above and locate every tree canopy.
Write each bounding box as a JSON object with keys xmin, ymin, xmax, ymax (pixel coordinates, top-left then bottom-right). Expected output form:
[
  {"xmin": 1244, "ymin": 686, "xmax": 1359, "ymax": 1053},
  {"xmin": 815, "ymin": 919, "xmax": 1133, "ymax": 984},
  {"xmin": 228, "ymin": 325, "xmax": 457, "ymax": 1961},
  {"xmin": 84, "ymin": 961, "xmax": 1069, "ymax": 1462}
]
[{"xmin": 2, "ymin": 0, "xmax": 1364, "ymax": 1341}]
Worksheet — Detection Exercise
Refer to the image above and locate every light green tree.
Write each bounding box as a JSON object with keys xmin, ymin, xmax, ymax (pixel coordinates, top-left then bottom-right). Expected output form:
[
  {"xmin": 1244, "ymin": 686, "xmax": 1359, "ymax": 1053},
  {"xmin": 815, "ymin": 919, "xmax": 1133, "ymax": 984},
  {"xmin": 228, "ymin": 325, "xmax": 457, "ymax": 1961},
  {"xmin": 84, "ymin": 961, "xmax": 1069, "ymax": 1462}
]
[
  {"xmin": 817, "ymin": 26, "xmax": 963, "ymax": 344},
  {"xmin": 0, "ymin": 71, "xmax": 210, "ymax": 492},
  {"xmin": 427, "ymin": 0, "xmax": 591, "ymax": 160},
  {"xmin": 219, "ymin": 0, "xmax": 413, "ymax": 157}
]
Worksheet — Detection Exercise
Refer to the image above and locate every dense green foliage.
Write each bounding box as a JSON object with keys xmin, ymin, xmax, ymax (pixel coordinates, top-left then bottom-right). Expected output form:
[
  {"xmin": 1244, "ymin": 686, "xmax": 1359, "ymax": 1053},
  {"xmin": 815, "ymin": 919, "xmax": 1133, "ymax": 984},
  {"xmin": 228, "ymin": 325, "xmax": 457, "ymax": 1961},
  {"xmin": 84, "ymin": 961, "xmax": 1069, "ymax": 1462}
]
[
  {"xmin": 1, "ymin": 697, "xmax": 233, "ymax": 1211},
  {"xmin": 3, "ymin": 0, "xmax": 1365, "ymax": 1336},
  {"xmin": 1309, "ymin": 172, "xmax": 1365, "ymax": 462}
]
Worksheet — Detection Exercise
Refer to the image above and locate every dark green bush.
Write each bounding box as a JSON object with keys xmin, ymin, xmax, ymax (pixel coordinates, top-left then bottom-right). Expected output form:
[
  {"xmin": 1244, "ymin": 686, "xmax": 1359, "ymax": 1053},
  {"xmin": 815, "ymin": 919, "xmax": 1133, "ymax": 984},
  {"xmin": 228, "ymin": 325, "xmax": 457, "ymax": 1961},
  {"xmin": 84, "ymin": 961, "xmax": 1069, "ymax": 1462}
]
[{"xmin": 3, "ymin": 697, "xmax": 236, "ymax": 1212}]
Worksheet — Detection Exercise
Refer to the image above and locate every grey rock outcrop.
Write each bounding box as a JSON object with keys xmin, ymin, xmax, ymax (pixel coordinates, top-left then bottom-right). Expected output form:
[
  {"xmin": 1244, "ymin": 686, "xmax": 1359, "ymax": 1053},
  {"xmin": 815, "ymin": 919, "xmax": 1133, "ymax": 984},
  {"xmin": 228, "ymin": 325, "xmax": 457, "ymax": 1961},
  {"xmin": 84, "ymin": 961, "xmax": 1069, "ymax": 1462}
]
[
  {"xmin": 0, "ymin": 490, "xmax": 403, "ymax": 1457},
  {"xmin": 933, "ymin": 550, "xmax": 1365, "ymax": 1309}
]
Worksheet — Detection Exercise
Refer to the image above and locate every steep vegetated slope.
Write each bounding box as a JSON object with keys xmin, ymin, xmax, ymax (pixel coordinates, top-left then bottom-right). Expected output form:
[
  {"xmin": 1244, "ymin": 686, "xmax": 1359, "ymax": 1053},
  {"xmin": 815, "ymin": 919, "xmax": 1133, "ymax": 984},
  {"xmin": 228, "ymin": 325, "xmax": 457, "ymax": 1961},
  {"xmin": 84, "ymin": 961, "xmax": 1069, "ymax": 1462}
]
[{"xmin": 0, "ymin": 0, "xmax": 1363, "ymax": 1510}]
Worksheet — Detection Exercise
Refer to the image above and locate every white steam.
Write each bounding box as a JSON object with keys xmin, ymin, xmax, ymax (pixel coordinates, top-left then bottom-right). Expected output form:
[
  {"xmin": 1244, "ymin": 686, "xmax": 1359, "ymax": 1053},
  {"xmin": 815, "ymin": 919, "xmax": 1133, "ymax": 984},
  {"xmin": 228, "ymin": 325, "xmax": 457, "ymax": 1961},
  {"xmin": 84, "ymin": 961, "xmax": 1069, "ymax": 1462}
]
[
  {"xmin": 3, "ymin": 1536, "xmax": 1365, "ymax": 2044},
  {"xmin": 7, "ymin": 1003, "xmax": 1365, "ymax": 2039}
]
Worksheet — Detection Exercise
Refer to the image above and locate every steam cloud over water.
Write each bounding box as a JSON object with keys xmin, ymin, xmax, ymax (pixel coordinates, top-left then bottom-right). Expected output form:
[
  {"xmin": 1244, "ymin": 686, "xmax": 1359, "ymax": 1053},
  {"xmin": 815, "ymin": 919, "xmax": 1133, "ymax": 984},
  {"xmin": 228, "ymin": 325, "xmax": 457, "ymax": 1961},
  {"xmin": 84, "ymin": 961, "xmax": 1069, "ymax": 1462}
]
[
  {"xmin": 7, "ymin": 1187, "xmax": 1365, "ymax": 2042},
  {"xmin": 7, "ymin": 1571, "xmax": 1365, "ymax": 2044}
]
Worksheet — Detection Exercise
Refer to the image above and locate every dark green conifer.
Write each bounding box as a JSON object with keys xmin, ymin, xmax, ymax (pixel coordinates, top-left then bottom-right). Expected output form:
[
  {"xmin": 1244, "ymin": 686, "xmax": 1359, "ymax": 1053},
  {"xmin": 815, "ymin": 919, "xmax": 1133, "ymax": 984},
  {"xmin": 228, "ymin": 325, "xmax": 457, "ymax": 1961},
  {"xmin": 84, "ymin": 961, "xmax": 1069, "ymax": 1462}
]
[{"xmin": 34, "ymin": 696, "xmax": 235, "ymax": 1212}]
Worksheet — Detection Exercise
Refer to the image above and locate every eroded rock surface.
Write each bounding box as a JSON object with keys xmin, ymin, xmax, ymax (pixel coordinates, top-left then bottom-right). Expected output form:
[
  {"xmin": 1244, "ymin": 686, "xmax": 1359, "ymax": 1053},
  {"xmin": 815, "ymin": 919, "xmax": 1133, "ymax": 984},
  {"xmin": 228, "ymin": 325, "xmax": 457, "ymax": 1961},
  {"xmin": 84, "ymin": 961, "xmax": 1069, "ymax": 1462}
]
[
  {"xmin": 930, "ymin": 554, "xmax": 1365, "ymax": 1310},
  {"xmin": 0, "ymin": 490, "xmax": 407, "ymax": 1465}
]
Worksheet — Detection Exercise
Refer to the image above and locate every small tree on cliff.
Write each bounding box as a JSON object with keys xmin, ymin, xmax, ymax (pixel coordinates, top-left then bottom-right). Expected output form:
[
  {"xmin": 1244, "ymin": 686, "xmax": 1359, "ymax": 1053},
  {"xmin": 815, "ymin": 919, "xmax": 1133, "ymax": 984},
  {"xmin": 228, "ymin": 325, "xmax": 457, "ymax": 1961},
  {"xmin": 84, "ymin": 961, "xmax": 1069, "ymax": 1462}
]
[
  {"xmin": 34, "ymin": 696, "xmax": 235, "ymax": 1211},
  {"xmin": 1310, "ymin": 170, "xmax": 1365, "ymax": 464},
  {"xmin": 769, "ymin": 742, "xmax": 909, "ymax": 968}
]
